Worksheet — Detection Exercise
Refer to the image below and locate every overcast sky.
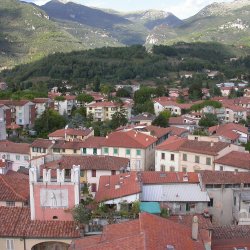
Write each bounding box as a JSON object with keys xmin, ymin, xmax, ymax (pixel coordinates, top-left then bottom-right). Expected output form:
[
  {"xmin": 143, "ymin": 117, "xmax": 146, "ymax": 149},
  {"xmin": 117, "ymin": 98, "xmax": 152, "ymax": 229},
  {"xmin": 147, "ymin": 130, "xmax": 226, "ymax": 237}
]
[{"xmin": 24, "ymin": 0, "xmax": 234, "ymax": 19}]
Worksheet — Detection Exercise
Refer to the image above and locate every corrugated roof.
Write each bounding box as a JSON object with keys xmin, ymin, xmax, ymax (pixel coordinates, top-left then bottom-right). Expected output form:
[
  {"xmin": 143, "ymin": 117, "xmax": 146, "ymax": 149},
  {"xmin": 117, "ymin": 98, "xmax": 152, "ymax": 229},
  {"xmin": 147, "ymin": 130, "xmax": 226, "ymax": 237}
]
[{"xmin": 142, "ymin": 184, "xmax": 209, "ymax": 202}]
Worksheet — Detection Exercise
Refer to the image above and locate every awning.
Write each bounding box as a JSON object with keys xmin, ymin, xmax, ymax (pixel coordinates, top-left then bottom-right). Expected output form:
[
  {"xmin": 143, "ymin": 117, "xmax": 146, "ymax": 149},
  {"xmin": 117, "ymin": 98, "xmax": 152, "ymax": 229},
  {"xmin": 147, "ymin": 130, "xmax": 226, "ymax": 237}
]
[{"xmin": 140, "ymin": 202, "xmax": 161, "ymax": 214}]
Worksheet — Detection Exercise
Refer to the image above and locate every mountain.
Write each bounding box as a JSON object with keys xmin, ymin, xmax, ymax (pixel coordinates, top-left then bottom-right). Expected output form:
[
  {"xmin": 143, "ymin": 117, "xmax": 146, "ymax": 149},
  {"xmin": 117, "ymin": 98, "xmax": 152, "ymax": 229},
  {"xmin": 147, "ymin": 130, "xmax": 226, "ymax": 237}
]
[
  {"xmin": 145, "ymin": 0, "xmax": 250, "ymax": 47},
  {"xmin": 40, "ymin": 0, "xmax": 130, "ymax": 29}
]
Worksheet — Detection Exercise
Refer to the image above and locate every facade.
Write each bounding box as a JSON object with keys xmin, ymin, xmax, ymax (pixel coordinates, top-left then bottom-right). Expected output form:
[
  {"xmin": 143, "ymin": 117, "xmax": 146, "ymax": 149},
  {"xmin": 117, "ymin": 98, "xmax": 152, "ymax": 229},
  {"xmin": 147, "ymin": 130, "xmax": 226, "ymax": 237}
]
[
  {"xmin": 33, "ymin": 98, "xmax": 54, "ymax": 117},
  {"xmin": 54, "ymin": 95, "xmax": 76, "ymax": 115},
  {"xmin": 30, "ymin": 139, "xmax": 54, "ymax": 159},
  {"xmin": 86, "ymin": 101, "xmax": 132, "ymax": 121},
  {"xmin": 80, "ymin": 136, "xmax": 106, "ymax": 156},
  {"xmin": 0, "ymin": 141, "xmax": 30, "ymax": 171},
  {"xmin": 225, "ymin": 105, "xmax": 247, "ymax": 123},
  {"xmin": 130, "ymin": 112, "xmax": 156, "ymax": 126},
  {"xmin": 102, "ymin": 130, "xmax": 157, "ymax": 171}
]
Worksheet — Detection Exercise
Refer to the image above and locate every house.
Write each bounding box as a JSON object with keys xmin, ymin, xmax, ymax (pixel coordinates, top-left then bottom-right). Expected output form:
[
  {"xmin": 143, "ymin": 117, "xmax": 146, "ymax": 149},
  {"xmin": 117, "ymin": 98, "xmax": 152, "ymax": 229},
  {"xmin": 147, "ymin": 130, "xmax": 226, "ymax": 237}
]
[
  {"xmin": 40, "ymin": 155, "xmax": 130, "ymax": 196},
  {"xmin": 48, "ymin": 128, "xmax": 94, "ymax": 141},
  {"xmin": 155, "ymin": 136, "xmax": 187, "ymax": 172},
  {"xmin": 212, "ymin": 225, "xmax": 250, "ymax": 250},
  {"xmin": 225, "ymin": 104, "xmax": 247, "ymax": 123},
  {"xmin": 102, "ymin": 130, "xmax": 157, "ymax": 171},
  {"xmin": 33, "ymin": 98, "xmax": 54, "ymax": 117},
  {"xmin": 169, "ymin": 115, "xmax": 198, "ymax": 132},
  {"xmin": 0, "ymin": 169, "xmax": 29, "ymax": 207},
  {"xmin": 153, "ymin": 97, "xmax": 192, "ymax": 116},
  {"xmin": 0, "ymin": 104, "xmax": 11, "ymax": 126},
  {"xmin": 0, "ymin": 113, "xmax": 6, "ymax": 141},
  {"xmin": 0, "ymin": 100, "xmax": 36, "ymax": 128},
  {"xmin": 80, "ymin": 136, "xmax": 106, "ymax": 155},
  {"xmin": 209, "ymin": 123, "xmax": 248, "ymax": 144},
  {"xmin": 86, "ymin": 101, "xmax": 132, "ymax": 121},
  {"xmin": 51, "ymin": 140, "xmax": 83, "ymax": 155},
  {"xmin": 214, "ymin": 151, "xmax": 250, "ymax": 172},
  {"xmin": 53, "ymin": 95, "xmax": 76, "ymax": 115},
  {"xmin": 200, "ymin": 171, "xmax": 250, "ymax": 225},
  {"xmin": 30, "ymin": 139, "xmax": 54, "ymax": 159},
  {"xmin": 0, "ymin": 140, "xmax": 30, "ymax": 171},
  {"xmin": 130, "ymin": 112, "xmax": 156, "ymax": 126},
  {"xmin": 70, "ymin": 212, "xmax": 208, "ymax": 250}
]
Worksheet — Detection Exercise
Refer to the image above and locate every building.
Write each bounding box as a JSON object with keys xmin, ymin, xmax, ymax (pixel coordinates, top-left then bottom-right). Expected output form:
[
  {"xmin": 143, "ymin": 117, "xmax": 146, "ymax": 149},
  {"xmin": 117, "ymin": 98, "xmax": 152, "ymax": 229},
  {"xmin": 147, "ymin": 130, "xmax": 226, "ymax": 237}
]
[
  {"xmin": 214, "ymin": 151, "xmax": 250, "ymax": 172},
  {"xmin": 0, "ymin": 140, "xmax": 30, "ymax": 171},
  {"xmin": 70, "ymin": 212, "xmax": 209, "ymax": 250},
  {"xmin": 30, "ymin": 139, "xmax": 54, "ymax": 159},
  {"xmin": 33, "ymin": 98, "xmax": 54, "ymax": 117},
  {"xmin": 0, "ymin": 117, "xmax": 6, "ymax": 141},
  {"xmin": 155, "ymin": 136, "xmax": 187, "ymax": 172},
  {"xmin": 102, "ymin": 130, "xmax": 157, "ymax": 171},
  {"xmin": 80, "ymin": 136, "xmax": 106, "ymax": 155},
  {"xmin": 86, "ymin": 101, "xmax": 132, "ymax": 122},
  {"xmin": 130, "ymin": 112, "xmax": 156, "ymax": 126},
  {"xmin": 200, "ymin": 171, "xmax": 250, "ymax": 225},
  {"xmin": 225, "ymin": 105, "xmax": 247, "ymax": 123},
  {"xmin": 54, "ymin": 95, "xmax": 76, "ymax": 115},
  {"xmin": 0, "ymin": 100, "xmax": 36, "ymax": 128},
  {"xmin": 48, "ymin": 128, "xmax": 94, "ymax": 141},
  {"xmin": 169, "ymin": 116, "xmax": 198, "ymax": 132},
  {"xmin": 40, "ymin": 155, "xmax": 130, "ymax": 196}
]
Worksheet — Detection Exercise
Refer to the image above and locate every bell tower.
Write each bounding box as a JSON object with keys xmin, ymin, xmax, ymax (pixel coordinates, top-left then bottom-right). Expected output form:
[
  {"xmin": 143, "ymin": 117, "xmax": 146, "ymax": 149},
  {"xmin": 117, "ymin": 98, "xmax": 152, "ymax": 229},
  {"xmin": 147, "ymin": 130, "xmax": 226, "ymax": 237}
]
[{"xmin": 29, "ymin": 165, "xmax": 80, "ymax": 221}]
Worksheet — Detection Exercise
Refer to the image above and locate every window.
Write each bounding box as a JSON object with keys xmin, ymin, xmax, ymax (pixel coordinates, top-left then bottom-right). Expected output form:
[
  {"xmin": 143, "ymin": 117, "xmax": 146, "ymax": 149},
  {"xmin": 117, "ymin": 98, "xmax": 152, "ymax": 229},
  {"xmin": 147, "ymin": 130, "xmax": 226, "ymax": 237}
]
[
  {"xmin": 161, "ymin": 165, "xmax": 165, "ymax": 171},
  {"xmin": 7, "ymin": 154, "xmax": 10, "ymax": 160},
  {"xmin": 6, "ymin": 201, "xmax": 15, "ymax": 207},
  {"xmin": 93, "ymin": 148, "xmax": 97, "ymax": 155},
  {"xmin": 206, "ymin": 157, "xmax": 211, "ymax": 165},
  {"xmin": 170, "ymin": 154, "xmax": 174, "ymax": 161},
  {"xmin": 182, "ymin": 167, "xmax": 187, "ymax": 173},
  {"xmin": 6, "ymin": 239, "xmax": 14, "ymax": 250},
  {"xmin": 220, "ymin": 166, "xmax": 224, "ymax": 171},
  {"xmin": 170, "ymin": 166, "xmax": 175, "ymax": 172},
  {"xmin": 62, "ymin": 149, "xmax": 65, "ymax": 153},
  {"xmin": 161, "ymin": 153, "xmax": 165, "ymax": 160},
  {"xmin": 82, "ymin": 148, "xmax": 87, "ymax": 154},
  {"xmin": 92, "ymin": 170, "xmax": 96, "ymax": 177},
  {"xmin": 136, "ymin": 150, "xmax": 141, "ymax": 156},
  {"xmin": 80, "ymin": 170, "xmax": 84, "ymax": 177},
  {"xmin": 15, "ymin": 155, "xmax": 20, "ymax": 160},
  {"xmin": 208, "ymin": 198, "xmax": 214, "ymax": 207},
  {"xmin": 235, "ymin": 169, "xmax": 239, "ymax": 173},
  {"xmin": 234, "ymin": 196, "xmax": 237, "ymax": 206},
  {"xmin": 195, "ymin": 156, "xmax": 200, "ymax": 163},
  {"xmin": 186, "ymin": 203, "xmax": 190, "ymax": 212},
  {"xmin": 104, "ymin": 148, "xmax": 109, "ymax": 154},
  {"xmin": 73, "ymin": 149, "xmax": 77, "ymax": 154},
  {"xmin": 53, "ymin": 216, "xmax": 58, "ymax": 220},
  {"xmin": 91, "ymin": 183, "xmax": 97, "ymax": 192},
  {"xmin": 32, "ymin": 147, "xmax": 37, "ymax": 152},
  {"xmin": 183, "ymin": 154, "xmax": 187, "ymax": 161},
  {"xmin": 111, "ymin": 170, "xmax": 116, "ymax": 175},
  {"xmin": 65, "ymin": 169, "xmax": 71, "ymax": 178},
  {"xmin": 113, "ymin": 148, "xmax": 118, "ymax": 155},
  {"xmin": 53, "ymin": 148, "xmax": 60, "ymax": 153},
  {"xmin": 126, "ymin": 149, "xmax": 131, "ymax": 155},
  {"xmin": 24, "ymin": 156, "xmax": 29, "ymax": 161}
]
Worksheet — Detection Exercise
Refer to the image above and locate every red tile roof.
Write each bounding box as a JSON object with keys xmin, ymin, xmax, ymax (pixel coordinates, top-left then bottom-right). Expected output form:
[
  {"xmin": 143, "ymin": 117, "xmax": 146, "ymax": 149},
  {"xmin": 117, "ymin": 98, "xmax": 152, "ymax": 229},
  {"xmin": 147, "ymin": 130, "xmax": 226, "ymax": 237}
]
[
  {"xmin": 153, "ymin": 97, "xmax": 192, "ymax": 110},
  {"xmin": 0, "ymin": 170, "xmax": 29, "ymax": 202},
  {"xmin": 165, "ymin": 126, "xmax": 189, "ymax": 136},
  {"xmin": 0, "ymin": 207, "xmax": 80, "ymax": 238},
  {"xmin": 52, "ymin": 140, "xmax": 83, "ymax": 150},
  {"xmin": 31, "ymin": 139, "xmax": 53, "ymax": 148},
  {"xmin": 33, "ymin": 98, "xmax": 51, "ymax": 104},
  {"xmin": 212, "ymin": 225, "xmax": 250, "ymax": 250},
  {"xmin": 95, "ymin": 172, "xmax": 141, "ymax": 202},
  {"xmin": 169, "ymin": 116, "xmax": 196, "ymax": 125},
  {"xmin": 48, "ymin": 128, "xmax": 93, "ymax": 138},
  {"xmin": 145, "ymin": 125, "xmax": 170, "ymax": 138},
  {"xmin": 0, "ymin": 100, "xmax": 33, "ymax": 106},
  {"xmin": 179, "ymin": 140, "xmax": 229, "ymax": 156},
  {"xmin": 200, "ymin": 170, "xmax": 250, "ymax": 185},
  {"xmin": 142, "ymin": 171, "xmax": 199, "ymax": 184},
  {"xmin": 214, "ymin": 151, "xmax": 250, "ymax": 170},
  {"xmin": 103, "ymin": 130, "xmax": 157, "ymax": 149},
  {"xmin": 70, "ymin": 213, "xmax": 205, "ymax": 250},
  {"xmin": 79, "ymin": 136, "xmax": 106, "ymax": 148},
  {"xmin": 41, "ymin": 155, "xmax": 129, "ymax": 176},
  {"xmin": 156, "ymin": 136, "xmax": 187, "ymax": 151},
  {"xmin": 0, "ymin": 140, "xmax": 30, "ymax": 154},
  {"xmin": 209, "ymin": 123, "xmax": 248, "ymax": 135},
  {"xmin": 87, "ymin": 101, "xmax": 119, "ymax": 108}
]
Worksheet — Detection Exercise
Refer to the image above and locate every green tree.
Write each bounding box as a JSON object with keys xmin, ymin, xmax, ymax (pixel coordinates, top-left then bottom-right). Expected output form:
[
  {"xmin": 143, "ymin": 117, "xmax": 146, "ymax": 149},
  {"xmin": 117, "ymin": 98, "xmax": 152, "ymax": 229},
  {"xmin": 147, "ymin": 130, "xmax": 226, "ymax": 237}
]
[
  {"xmin": 209, "ymin": 86, "xmax": 222, "ymax": 97},
  {"xmin": 76, "ymin": 93, "xmax": 94, "ymax": 103},
  {"xmin": 152, "ymin": 111, "xmax": 170, "ymax": 128},
  {"xmin": 199, "ymin": 113, "xmax": 219, "ymax": 128},
  {"xmin": 110, "ymin": 108, "xmax": 128, "ymax": 129},
  {"xmin": 116, "ymin": 88, "xmax": 131, "ymax": 98},
  {"xmin": 245, "ymin": 142, "xmax": 250, "ymax": 152},
  {"xmin": 54, "ymin": 96, "xmax": 66, "ymax": 102},
  {"xmin": 72, "ymin": 204, "xmax": 92, "ymax": 225},
  {"xmin": 188, "ymin": 83, "xmax": 203, "ymax": 100},
  {"xmin": 34, "ymin": 109, "xmax": 67, "ymax": 137}
]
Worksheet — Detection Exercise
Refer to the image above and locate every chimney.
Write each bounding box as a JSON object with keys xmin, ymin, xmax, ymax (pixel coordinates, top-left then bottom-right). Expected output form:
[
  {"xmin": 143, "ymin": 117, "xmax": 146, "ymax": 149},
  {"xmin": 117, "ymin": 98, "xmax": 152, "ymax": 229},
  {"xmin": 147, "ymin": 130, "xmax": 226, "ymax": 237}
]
[
  {"xmin": 210, "ymin": 141, "xmax": 214, "ymax": 147},
  {"xmin": 192, "ymin": 216, "xmax": 199, "ymax": 241}
]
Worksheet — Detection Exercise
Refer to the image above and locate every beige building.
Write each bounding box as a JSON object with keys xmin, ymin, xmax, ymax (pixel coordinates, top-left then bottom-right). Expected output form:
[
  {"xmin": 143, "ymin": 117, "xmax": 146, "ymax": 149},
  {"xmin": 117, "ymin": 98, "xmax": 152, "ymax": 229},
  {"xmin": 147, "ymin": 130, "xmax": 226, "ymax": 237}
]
[
  {"xmin": 225, "ymin": 105, "xmax": 247, "ymax": 123},
  {"xmin": 86, "ymin": 101, "xmax": 131, "ymax": 121},
  {"xmin": 102, "ymin": 130, "xmax": 157, "ymax": 171}
]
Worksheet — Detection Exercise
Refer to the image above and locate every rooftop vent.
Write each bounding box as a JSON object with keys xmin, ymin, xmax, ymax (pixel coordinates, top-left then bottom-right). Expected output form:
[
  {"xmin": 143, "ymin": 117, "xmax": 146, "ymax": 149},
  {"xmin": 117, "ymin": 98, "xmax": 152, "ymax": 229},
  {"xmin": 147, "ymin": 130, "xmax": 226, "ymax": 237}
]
[
  {"xmin": 115, "ymin": 184, "xmax": 120, "ymax": 189},
  {"xmin": 160, "ymin": 173, "xmax": 167, "ymax": 178},
  {"xmin": 105, "ymin": 184, "xmax": 110, "ymax": 187},
  {"xmin": 166, "ymin": 245, "xmax": 175, "ymax": 250},
  {"xmin": 183, "ymin": 174, "xmax": 188, "ymax": 182}
]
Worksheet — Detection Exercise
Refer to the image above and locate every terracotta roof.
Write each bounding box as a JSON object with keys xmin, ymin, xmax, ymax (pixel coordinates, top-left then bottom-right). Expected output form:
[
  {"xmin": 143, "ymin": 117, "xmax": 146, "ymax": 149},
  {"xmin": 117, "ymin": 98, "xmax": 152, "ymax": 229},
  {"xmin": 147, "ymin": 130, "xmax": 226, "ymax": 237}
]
[
  {"xmin": 87, "ymin": 101, "xmax": 119, "ymax": 108},
  {"xmin": 214, "ymin": 151, "xmax": 250, "ymax": 170},
  {"xmin": 0, "ymin": 207, "xmax": 80, "ymax": 238},
  {"xmin": 41, "ymin": 155, "xmax": 129, "ymax": 176},
  {"xmin": 130, "ymin": 112, "xmax": 156, "ymax": 121},
  {"xmin": 95, "ymin": 172, "xmax": 141, "ymax": 202},
  {"xmin": 103, "ymin": 130, "xmax": 157, "ymax": 149},
  {"xmin": 48, "ymin": 128, "xmax": 93, "ymax": 138},
  {"xmin": 212, "ymin": 225, "xmax": 250, "ymax": 250},
  {"xmin": 79, "ymin": 136, "xmax": 106, "ymax": 148},
  {"xmin": 169, "ymin": 116, "xmax": 196, "ymax": 125},
  {"xmin": 209, "ymin": 123, "xmax": 248, "ymax": 135},
  {"xmin": 52, "ymin": 140, "xmax": 83, "ymax": 150},
  {"xmin": 33, "ymin": 98, "xmax": 51, "ymax": 103},
  {"xmin": 0, "ymin": 100, "xmax": 34, "ymax": 106},
  {"xmin": 153, "ymin": 97, "xmax": 192, "ymax": 109},
  {"xmin": 65, "ymin": 95, "xmax": 76, "ymax": 100},
  {"xmin": 70, "ymin": 213, "xmax": 205, "ymax": 250},
  {"xmin": 225, "ymin": 104, "xmax": 247, "ymax": 112},
  {"xmin": 141, "ymin": 171, "xmax": 199, "ymax": 184},
  {"xmin": 0, "ymin": 170, "xmax": 29, "ymax": 202},
  {"xmin": 6, "ymin": 123, "xmax": 21, "ymax": 130},
  {"xmin": 145, "ymin": 125, "xmax": 170, "ymax": 139},
  {"xmin": 179, "ymin": 140, "xmax": 229, "ymax": 156},
  {"xmin": 31, "ymin": 139, "xmax": 53, "ymax": 148},
  {"xmin": 165, "ymin": 126, "xmax": 189, "ymax": 136},
  {"xmin": 0, "ymin": 140, "xmax": 30, "ymax": 154},
  {"xmin": 156, "ymin": 136, "xmax": 187, "ymax": 151},
  {"xmin": 200, "ymin": 170, "xmax": 250, "ymax": 185}
]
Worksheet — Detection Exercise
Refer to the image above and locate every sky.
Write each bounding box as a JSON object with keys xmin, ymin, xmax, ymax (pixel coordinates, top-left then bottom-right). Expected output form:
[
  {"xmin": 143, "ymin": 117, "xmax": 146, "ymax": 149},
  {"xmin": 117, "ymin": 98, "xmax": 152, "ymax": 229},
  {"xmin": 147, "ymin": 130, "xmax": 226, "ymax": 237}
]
[{"xmin": 24, "ymin": 0, "xmax": 234, "ymax": 19}]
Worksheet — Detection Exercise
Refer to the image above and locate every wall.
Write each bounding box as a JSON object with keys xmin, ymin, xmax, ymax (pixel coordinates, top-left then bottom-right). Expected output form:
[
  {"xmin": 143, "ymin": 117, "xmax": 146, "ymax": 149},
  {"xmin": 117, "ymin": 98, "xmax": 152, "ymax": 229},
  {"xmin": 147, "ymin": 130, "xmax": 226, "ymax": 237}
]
[
  {"xmin": 155, "ymin": 150, "xmax": 179, "ymax": 172},
  {"xmin": 214, "ymin": 163, "xmax": 248, "ymax": 172},
  {"xmin": 0, "ymin": 152, "xmax": 29, "ymax": 171}
]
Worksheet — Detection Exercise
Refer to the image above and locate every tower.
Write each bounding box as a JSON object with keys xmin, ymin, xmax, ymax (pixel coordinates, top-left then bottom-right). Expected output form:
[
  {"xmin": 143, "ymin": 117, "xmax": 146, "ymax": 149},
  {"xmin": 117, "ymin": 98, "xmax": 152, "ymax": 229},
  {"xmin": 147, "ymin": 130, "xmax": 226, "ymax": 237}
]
[{"xmin": 29, "ymin": 165, "xmax": 80, "ymax": 221}]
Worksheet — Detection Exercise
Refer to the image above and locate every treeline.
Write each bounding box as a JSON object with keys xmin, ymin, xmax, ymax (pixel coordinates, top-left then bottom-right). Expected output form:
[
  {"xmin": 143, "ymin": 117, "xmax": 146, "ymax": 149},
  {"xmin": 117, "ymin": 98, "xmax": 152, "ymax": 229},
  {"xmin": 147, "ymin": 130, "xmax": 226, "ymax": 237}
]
[{"xmin": 1, "ymin": 42, "xmax": 250, "ymax": 91}]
